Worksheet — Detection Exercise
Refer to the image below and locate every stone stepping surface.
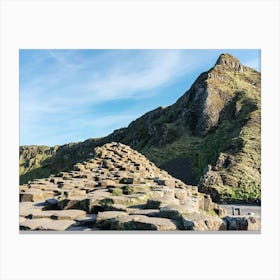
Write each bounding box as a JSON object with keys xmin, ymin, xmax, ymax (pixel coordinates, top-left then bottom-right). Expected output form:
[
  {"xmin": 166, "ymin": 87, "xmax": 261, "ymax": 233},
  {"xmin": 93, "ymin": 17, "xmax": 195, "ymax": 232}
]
[
  {"xmin": 20, "ymin": 218, "xmax": 77, "ymax": 231},
  {"xmin": 19, "ymin": 142, "xmax": 240, "ymax": 231}
]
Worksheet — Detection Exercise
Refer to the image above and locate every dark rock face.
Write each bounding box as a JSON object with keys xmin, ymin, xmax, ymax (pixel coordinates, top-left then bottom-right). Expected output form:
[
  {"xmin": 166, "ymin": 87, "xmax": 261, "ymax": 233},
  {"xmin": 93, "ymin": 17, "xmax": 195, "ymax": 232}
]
[
  {"xmin": 160, "ymin": 158, "xmax": 196, "ymax": 185},
  {"xmin": 223, "ymin": 216, "xmax": 261, "ymax": 231}
]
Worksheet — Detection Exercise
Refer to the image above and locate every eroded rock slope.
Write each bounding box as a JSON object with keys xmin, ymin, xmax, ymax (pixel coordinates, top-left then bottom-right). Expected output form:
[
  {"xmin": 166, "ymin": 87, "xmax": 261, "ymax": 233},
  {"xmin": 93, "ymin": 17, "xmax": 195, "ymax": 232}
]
[{"xmin": 19, "ymin": 142, "xmax": 260, "ymax": 231}]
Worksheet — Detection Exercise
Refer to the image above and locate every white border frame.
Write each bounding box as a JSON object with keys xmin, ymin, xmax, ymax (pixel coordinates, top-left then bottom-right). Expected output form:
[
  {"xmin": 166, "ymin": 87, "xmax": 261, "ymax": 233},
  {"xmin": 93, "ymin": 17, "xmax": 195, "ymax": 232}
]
[{"xmin": 1, "ymin": 1, "xmax": 280, "ymax": 279}]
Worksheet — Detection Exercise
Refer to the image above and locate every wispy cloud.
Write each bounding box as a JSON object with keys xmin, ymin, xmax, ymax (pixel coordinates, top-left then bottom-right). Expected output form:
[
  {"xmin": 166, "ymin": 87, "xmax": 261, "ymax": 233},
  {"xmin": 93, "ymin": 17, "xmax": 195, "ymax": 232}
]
[
  {"xmin": 82, "ymin": 50, "xmax": 193, "ymax": 103},
  {"xmin": 20, "ymin": 50, "xmax": 200, "ymax": 133}
]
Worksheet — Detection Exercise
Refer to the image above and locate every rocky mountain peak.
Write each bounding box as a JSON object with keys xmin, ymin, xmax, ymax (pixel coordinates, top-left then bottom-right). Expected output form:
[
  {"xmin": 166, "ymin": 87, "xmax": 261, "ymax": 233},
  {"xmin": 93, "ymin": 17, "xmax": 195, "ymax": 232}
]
[
  {"xmin": 214, "ymin": 53, "xmax": 246, "ymax": 72},
  {"xmin": 174, "ymin": 53, "xmax": 260, "ymax": 136}
]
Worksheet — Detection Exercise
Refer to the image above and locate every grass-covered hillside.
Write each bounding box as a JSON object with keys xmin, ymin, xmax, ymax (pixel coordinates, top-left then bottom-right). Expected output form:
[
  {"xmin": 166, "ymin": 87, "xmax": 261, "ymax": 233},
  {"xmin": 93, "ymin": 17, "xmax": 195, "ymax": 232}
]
[{"xmin": 20, "ymin": 54, "xmax": 261, "ymax": 204}]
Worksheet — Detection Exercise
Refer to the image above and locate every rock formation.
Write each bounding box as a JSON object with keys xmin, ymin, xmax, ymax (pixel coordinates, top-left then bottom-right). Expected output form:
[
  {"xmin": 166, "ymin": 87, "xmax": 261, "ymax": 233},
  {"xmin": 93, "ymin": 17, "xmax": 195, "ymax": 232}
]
[
  {"xmin": 19, "ymin": 142, "xmax": 260, "ymax": 231},
  {"xmin": 20, "ymin": 53, "xmax": 261, "ymax": 204}
]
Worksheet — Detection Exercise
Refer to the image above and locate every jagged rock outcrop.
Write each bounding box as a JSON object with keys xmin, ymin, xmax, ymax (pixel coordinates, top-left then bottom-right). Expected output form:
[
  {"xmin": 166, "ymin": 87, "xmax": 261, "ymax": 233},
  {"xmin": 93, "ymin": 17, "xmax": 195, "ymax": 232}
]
[
  {"xmin": 20, "ymin": 142, "xmax": 234, "ymax": 231},
  {"xmin": 174, "ymin": 53, "xmax": 256, "ymax": 136}
]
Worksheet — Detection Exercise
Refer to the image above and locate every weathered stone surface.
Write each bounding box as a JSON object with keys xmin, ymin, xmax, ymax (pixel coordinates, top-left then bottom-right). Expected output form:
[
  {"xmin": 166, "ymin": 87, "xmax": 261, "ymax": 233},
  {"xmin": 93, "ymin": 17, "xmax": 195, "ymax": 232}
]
[
  {"xmin": 246, "ymin": 216, "xmax": 261, "ymax": 230},
  {"xmin": 19, "ymin": 185, "xmax": 29, "ymax": 192},
  {"xmin": 96, "ymin": 211, "xmax": 128, "ymax": 229},
  {"xmin": 19, "ymin": 202, "xmax": 46, "ymax": 217},
  {"xmin": 174, "ymin": 187, "xmax": 187, "ymax": 198},
  {"xmin": 145, "ymin": 199, "xmax": 162, "ymax": 209},
  {"xmin": 57, "ymin": 196, "xmax": 87, "ymax": 210},
  {"xmin": 180, "ymin": 197, "xmax": 199, "ymax": 209},
  {"xmin": 223, "ymin": 216, "xmax": 261, "ymax": 231},
  {"xmin": 23, "ymin": 208, "xmax": 86, "ymax": 220},
  {"xmin": 121, "ymin": 185, "xmax": 150, "ymax": 195},
  {"xmin": 65, "ymin": 226, "xmax": 93, "ymax": 231},
  {"xmin": 90, "ymin": 189, "xmax": 111, "ymax": 196},
  {"xmin": 20, "ymin": 201, "xmax": 45, "ymax": 210},
  {"xmin": 148, "ymin": 190, "xmax": 165, "ymax": 200},
  {"xmin": 182, "ymin": 213, "xmax": 226, "ymax": 231},
  {"xmin": 203, "ymin": 195, "xmax": 212, "ymax": 211},
  {"xmin": 49, "ymin": 177, "xmax": 64, "ymax": 184},
  {"xmin": 45, "ymin": 198, "xmax": 58, "ymax": 210},
  {"xmin": 151, "ymin": 186, "xmax": 175, "ymax": 199},
  {"xmin": 146, "ymin": 198, "xmax": 178, "ymax": 209},
  {"xmin": 20, "ymin": 218, "xmax": 53, "ymax": 230},
  {"xmin": 63, "ymin": 189, "xmax": 86, "ymax": 196},
  {"xmin": 109, "ymin": 188, "xmax": 123, "ymax": 196},
  {"xmin": 20, "ymin": 190, "xmax": 53, "ymax": 202},
  {"xmin": 113, "ymin": 171, "xmax": 128, "ymax": 178},
  {"xmin": 28, "ymin": 210, "xmax": 58, "ymax": 219},
  {"xmin": 97, "ymin": 211, "xmax": 128, "ymax": 222},
  {"xmin": 99, "ymin": 193, "xmax": 148, "ymax": 208},
  {"xmin": 159, "ymin": 204, "xmax": 198, "ymax": 219},
  {"xmin": 214, "ymin": 206, "xmax": 226, "ymax": 217},
  {"xmin": 75, "ymin": 214, "xmax": 97, "ymax": 226},
  {"xmin": 126, "ymin": 193, "xmax": 148, "ymax": 204},
  {"xmin": 74, "ymin": 163, "xmax": 86, "ymax": 172},
  {"xmin": 101, "ymin": 203, "xmax": 128, "ymax": 212},
  {"xmin": 29, "ymin": 183, "xmax": 54, "ymax": 190},
  {"xmin": 51, "ymin": 210, "xmax": 87, "ymax": 220},
  {"xmin": 19, "ymin": 216, "xmax": 26, "ymax": 223},
  {"xmin": 182, "ymin": 215, "xmax": 209, "ymax": 231},
  {"xmin": 119, "ymin": 177, "xmax": 134, "ymax": 184},
  {"xmin": 157, "ymin": 179, "xmax": 175, "ymax": 187},
  {"xmin": 127, "ymin": 208, "xmax": 160, "ymax": 217},
  {"xmin": 40, "ymin": 220, "xmax": 76, "ymax": 231},
  {"xmin": 204, "ymin": 216, "xmax": 227, "ymax": 230},
  {"xmin": 101, "ymin": 180, "xmax": 116, "ymax": 188},
  {"xmin": 115, "ymin": 215, "xmax": 177, "ymax": 230}
]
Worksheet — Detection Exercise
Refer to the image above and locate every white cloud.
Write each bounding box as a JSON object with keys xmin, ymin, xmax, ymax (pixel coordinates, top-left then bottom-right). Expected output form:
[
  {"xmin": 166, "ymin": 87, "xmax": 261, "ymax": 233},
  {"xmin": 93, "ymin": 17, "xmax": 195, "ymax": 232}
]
[
  {"xmin": 20, "ymin": 50, "xmax": 198, "ymax": 118},
  {"xmin": 85, "ymin": 51, "xmax": 185, "ymax": 101}
]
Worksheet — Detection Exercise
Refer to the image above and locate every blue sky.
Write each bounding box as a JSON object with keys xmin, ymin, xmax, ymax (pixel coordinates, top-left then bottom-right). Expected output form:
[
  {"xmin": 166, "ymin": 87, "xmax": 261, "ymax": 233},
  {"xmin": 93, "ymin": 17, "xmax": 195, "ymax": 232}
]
[{"xmin": 20, "ymin": 49, "xmax": 260, "ymax": 146}]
